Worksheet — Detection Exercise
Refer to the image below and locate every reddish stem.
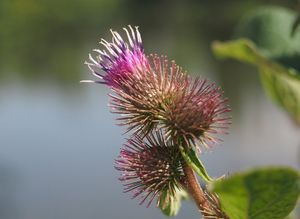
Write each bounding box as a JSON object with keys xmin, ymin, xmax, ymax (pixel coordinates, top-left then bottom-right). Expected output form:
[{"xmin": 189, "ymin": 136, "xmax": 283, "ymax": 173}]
[{"xmin": 182, "ymin": 161, "xmax": 212, "ymax": 217}]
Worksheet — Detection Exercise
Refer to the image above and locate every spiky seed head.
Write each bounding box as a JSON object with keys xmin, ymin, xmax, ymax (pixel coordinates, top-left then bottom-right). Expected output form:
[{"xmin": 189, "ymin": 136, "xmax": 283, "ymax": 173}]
[
  {"xmin": 110, "ymin": 54, "xmax": 189, "ymax": 136},
  {"xmin": 111, "ymin": 54, "xmax": 230, "ymax": 151},
  {"xmin": 115, "ymin": 131, "xmax": 184, "ymax": 207},
  {"xmin": 161, "ymin": 78, "xmax": 231, "ymax": 151},
  {"xmin": 84, "ymin": 26, "xmax": 231, "ymax": 151}
]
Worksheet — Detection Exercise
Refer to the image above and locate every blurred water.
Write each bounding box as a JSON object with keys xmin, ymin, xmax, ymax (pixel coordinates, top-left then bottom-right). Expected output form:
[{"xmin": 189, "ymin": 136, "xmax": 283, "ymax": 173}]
[{"xmin": 0, "ymin": 77, "xmax": 299, "ymax": 219}]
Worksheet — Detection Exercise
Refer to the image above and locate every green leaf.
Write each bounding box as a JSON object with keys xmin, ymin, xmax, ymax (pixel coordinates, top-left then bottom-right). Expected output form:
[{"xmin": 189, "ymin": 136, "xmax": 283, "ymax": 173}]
[
  {"xmin": 212, "ymin": 39, "xmax": 300, "ymax": 80},
  {"xmin": 179, "ymin": 146, "xmax": 215, "ymax": 183},
  {"xmin": 233, "ymin": 6, "xmax": 300, "ymax": 65},
  {"xmin": 291, "ymin": 15, "xmax": 300, "ymax": 37},
  {"xmin": 212, "ymin": 39, "xmax": 263, "ymax": 65},
  {"xmin": 212, "ymin": 6, "xmax": 300, "ymax": 124},
  {"xmin": 259, "ymin": 65, "xmax": 300, "ymax": 124},
  {"xmin": 209, "ymin": 167, "xmax": 300, "ymax": 219},
  {"xmin": 158, "ymin": 187, "xmax": 188, "ymax": 217},
  {"xmin": 212, "ymin": 39, "xmax": 300, "ymax": 125}
]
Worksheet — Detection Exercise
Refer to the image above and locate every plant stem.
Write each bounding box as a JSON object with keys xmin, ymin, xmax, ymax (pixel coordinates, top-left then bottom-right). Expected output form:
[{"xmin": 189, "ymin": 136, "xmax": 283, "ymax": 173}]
[{"xmin": 181, "ymin": 160, "xmax": 212, "ymax": 216}]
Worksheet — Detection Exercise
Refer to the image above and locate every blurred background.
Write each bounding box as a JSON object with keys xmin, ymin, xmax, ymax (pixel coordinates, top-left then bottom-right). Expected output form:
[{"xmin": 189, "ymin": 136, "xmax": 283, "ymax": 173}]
[{"xmin": 0, "ymin": 0, "xmax": 300, "ymax": 218}]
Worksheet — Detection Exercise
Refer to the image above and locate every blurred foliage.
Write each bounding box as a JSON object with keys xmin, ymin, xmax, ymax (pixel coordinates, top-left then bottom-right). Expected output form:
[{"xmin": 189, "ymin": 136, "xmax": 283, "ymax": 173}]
[
  {"xmin": 0, "ymin": 0, "xmax": 299, "ymax": 85},
  {"xmin": 0, "ymin": 0, "xmax": 123, "ymax": 84},
  {"xmin": 213, "ymin": 39, "xmax": 300, "ymax": 125},
  {"xmin": 210, "ymin": 167, "xmax": 300, "ymax": 219},
  {"xmin": 212, "ymin": 5, "xmax": 300, "ymax": 125},
  {"xmin": 234, "ymin": 6, "xmax": 300, "ymax": 72}
]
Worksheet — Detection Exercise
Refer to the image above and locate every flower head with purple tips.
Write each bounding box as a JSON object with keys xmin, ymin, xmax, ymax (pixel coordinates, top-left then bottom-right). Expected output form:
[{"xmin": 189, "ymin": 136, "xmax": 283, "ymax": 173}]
[
  {"xmin": 83, "ymin": 25, "xmax": 230, "ymax": 151},
  {"xmin": 83, "ymin": 25, "xmax": 231, "ymax": 215},
  {"xmin": 84, "ymin": 25, "xmax": 150, "ymax": 88}
]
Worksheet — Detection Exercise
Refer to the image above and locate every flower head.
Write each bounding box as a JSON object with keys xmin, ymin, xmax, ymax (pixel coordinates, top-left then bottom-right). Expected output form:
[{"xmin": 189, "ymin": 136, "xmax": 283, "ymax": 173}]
[
  {"xmin": 110, "ymin": 54, "xmax": 188, "ymax": 135},
  {"xmin": 161, "ymin": 78, "xmax": 231, "ymax": 151},
  {"xmin": 115, "ymin": 131, "xmax": 184, "ymax": 207},
  {"xmin": 111, "ymin": 54, "xmax": 230, "ymax": 151},
  {"xmin": 84, "ymin": 25, "xmax": 230, "ymax": 151},
  {"xmin": 84, "ymin": 26, "xmax": 231, "ymax": 217},
  {"xmin": 84, "ymin": 25, "xmax": 150, "ymax": 88}
]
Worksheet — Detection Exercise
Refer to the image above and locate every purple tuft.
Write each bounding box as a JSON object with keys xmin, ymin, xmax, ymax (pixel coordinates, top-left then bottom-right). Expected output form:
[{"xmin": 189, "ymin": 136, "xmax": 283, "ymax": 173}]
[{"xmin": 84, "ymin": 25, "xmax": 150, "ymax": 88}]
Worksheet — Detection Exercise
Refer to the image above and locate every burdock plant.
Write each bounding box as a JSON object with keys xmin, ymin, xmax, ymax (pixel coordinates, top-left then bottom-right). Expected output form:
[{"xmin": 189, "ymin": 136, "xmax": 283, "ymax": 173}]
[{"xmin": 83, "ymin": 25, "xmax": 230, "ymax": 218}]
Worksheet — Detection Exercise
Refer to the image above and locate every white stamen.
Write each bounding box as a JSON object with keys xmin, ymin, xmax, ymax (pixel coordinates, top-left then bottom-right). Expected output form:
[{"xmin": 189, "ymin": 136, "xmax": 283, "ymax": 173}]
[
  {"xmin": 135, "ymin": 26, "xmax": 142, "ymax": 43},
  {"xmin": 93, "ymin": 49, "xmax": 104, "ymax": 54},
  {"xmin": 84, "ymin": 62, "xmax": 103, "ymax": 79},
  {"xmin": 102, "ymin": 50, "xmax": 109, "ymax": 56},
  {"xmin": 84, "ymin": 61, "xmax": 95, "ymax": 67},
  {"xmin": 113, "ymin": 31, "xmax": 124, "ymax": 45},
  {"xmin": 92, "ymin": 71, "xmax": 103, "ymax": 79},
  {"xmin": 111, "ymin": 43, "xmax": 122, "ymax": 54},
  {"xmin": 123, "ymin": 27, "xmax": 134, "ymax": 47},
  {"xmin": 100, "ymin": 38, "xmax": 110, "ymax": 46},
  {"xmin": 80, "ymin": 80, "xmax": 96, "ymax": 83},
  {"xmin": 92, "ymin": 50, "xmax": 103, "ymax": 61},
  {"xmin": 129, "ymin": 25, "xmax": 136, "ymax": 43},
  {"xmin": 111, "ymin": 31, "xmax": 119, "ymax": 46},
  {"xmin": 100, "ymin": 40, "xmax": 118, "ymax": 57},
  {"xmin": 94, "ymin": 49, "xmax": 108, "ymax": 57},
  {"xmin": 111, "ymin": 30, "xmax": 123, "ymax": 46},
  {"xmin": 95, "ymin": 55, "xmax": 102, "ymax": 62},
  {"xmin": 88, "ymin": 54, "xmax": 99, "ymax": 66}
]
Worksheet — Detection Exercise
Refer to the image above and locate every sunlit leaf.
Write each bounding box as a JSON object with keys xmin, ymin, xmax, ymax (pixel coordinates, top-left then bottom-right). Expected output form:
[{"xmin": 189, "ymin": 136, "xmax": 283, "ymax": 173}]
[
  {"xmin": 233, "ymin": 6, "xmax": 300, "ymax": 71},
  {"xmin": 209, "ymin": 168, "xmax": 300, "ymax": 219},
  {"xmin": 212, "ymin": 39, "xmax": 300, "ymax": 125},
  {"xmin": 291, "ymin": 15, "xmax": 300, "ymax": 37}
]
